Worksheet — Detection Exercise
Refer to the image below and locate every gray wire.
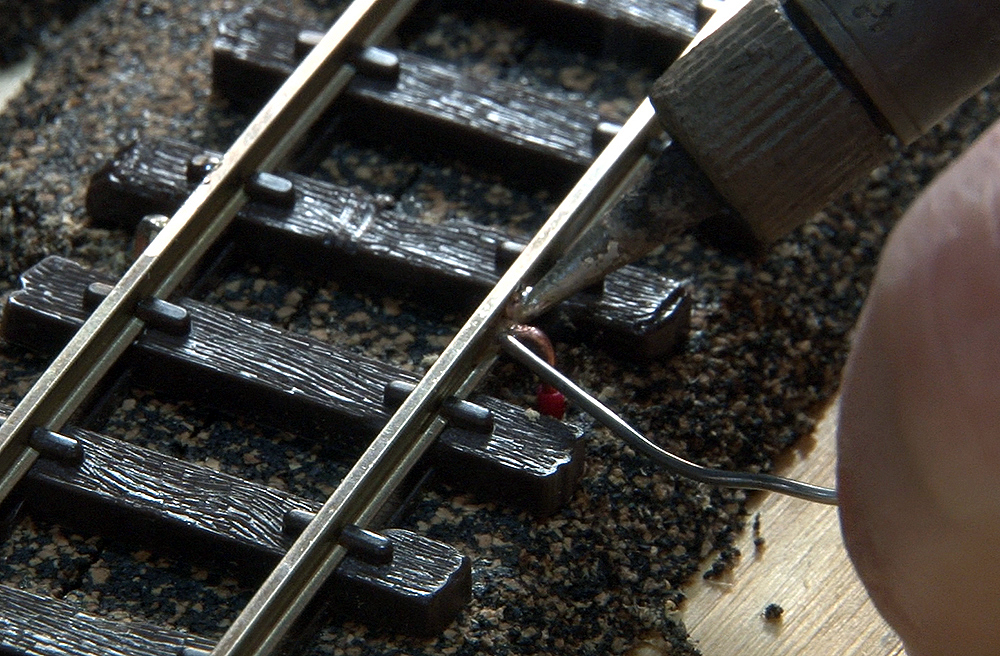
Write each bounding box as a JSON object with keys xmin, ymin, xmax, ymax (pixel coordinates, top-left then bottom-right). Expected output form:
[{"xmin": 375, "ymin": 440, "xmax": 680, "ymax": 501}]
[{"xmin": 501, "ymin": 333, "xmax": 838, "ymax": 505}]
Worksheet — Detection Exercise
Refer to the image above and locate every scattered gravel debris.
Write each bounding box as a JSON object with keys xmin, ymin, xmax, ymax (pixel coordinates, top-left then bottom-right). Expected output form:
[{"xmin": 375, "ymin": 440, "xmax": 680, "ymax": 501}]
[
  {"xmin": 752, "ymin": 512, "xmax": 765, "ymax": 551},
  {"xmin": 702, "ymin": 546, "xmax": 740, "ymax": 581},
  {"xmin": 0, "ymin": 0, "xmax": 95, "ymax": 64},
  {"xmin": 762, "ymin": 603, "xmax": 784, "ymax": 622},
  {"xmin": 1, "ymin": 1, "xmax": 999, "ymax": 655}
]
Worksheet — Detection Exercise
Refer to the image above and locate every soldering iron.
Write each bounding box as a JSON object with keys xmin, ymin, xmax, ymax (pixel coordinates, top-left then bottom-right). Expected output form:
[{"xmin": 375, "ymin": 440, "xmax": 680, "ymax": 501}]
[{"xmin": 518, "ymin": 0, "xmax": 1000, "ymax": 319}]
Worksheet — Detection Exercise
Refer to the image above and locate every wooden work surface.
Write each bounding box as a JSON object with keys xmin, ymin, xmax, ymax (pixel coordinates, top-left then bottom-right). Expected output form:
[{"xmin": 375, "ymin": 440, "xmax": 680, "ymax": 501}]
[{"xmin": 681, "ymin": 401, "xmax": 905, "ymax": 655}]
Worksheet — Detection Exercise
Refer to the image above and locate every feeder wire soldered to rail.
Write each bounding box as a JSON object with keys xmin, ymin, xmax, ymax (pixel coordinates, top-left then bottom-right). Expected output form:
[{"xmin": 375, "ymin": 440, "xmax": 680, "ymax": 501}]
[{"xmin": 502, "ymin": 330, "xmax": 838, "ymax": 505}]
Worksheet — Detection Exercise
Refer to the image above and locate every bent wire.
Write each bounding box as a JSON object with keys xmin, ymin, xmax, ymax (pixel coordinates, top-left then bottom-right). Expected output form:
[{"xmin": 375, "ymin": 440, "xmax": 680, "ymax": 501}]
[{"xmin": 501, "ymin": 331, "xmax": 838, "ymax": 505}]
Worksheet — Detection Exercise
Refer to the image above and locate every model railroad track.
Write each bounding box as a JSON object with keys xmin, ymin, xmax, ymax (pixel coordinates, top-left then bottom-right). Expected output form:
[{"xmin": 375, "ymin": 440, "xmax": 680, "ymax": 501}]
[{"xmin": 0, "ymin": 1, "xmax": 708, "ymax": 654}]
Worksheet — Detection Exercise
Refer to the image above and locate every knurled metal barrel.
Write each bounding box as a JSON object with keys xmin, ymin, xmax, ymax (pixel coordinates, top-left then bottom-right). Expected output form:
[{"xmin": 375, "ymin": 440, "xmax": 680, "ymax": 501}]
[
  {"xmin": 650, "ymin": 0, "xmax": 1000, "ymax": 244},
  {"xmin": 651, "ymin": 0, "xmax": 891, "ymax": 244}
]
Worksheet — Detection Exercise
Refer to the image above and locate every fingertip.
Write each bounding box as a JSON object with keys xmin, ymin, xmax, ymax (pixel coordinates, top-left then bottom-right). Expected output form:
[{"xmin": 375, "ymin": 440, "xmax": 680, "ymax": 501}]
[
  {"xmin": 862, "ymin": 120, "xmax": 1000, "ymax": 517},
  {"xmin": 838, "ymin": 119, "xmax": 1000, "ymax": 655}
]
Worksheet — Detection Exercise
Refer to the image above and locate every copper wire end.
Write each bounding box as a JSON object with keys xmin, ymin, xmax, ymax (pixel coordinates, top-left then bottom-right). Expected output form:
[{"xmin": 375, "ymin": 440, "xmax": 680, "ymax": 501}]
[
  {"xmin": 509, "ymin": 324, "xmax": 557, "ymax": 366},
  {"xmin": 508, "ymin": 324, "xmax": 566, "ymax": 419}
]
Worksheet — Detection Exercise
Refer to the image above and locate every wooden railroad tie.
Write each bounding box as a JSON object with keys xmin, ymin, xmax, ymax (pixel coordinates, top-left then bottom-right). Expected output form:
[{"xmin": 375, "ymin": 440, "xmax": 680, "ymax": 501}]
[{"xmin": 86, "ymin": 138, "xmax": 691, "ymax": 360}]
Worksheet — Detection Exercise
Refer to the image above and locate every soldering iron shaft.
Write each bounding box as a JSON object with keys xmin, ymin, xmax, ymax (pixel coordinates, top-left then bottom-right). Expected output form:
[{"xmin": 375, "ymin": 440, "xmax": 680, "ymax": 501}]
[{"xmin": 515, "ymin": 99, "xmax": 735, "ymax": 320}]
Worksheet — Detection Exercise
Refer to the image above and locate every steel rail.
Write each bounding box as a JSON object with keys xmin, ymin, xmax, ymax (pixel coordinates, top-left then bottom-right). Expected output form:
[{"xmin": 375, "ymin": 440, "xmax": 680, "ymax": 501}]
[
  {"xmin": 0, "ymin": 0, "xmax": 419, "ymax": 504},
  {"xmin": 210, "ymin": 98, "xmax": 662, "ymax": 656}
]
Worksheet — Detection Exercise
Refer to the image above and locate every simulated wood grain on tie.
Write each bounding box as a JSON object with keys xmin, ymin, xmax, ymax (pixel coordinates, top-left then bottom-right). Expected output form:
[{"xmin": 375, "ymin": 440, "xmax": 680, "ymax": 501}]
[
  {"xmin": 0, "ymin": 585, "xmax": 214, "ymax": 656},
  {"xmin": 86, "ymin": 138, "xmax": 691, "ymax": 360},
  {"xmin": 212, "ymin": 1, "xmax": 701, "ymax": 177},
  {"xmin": 16, "ymin": 410, "xmax": 470, "ymax": 635},
  {"xmin": 213, "ymin": 6, "xmax": 600, "ymax": 179}
]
